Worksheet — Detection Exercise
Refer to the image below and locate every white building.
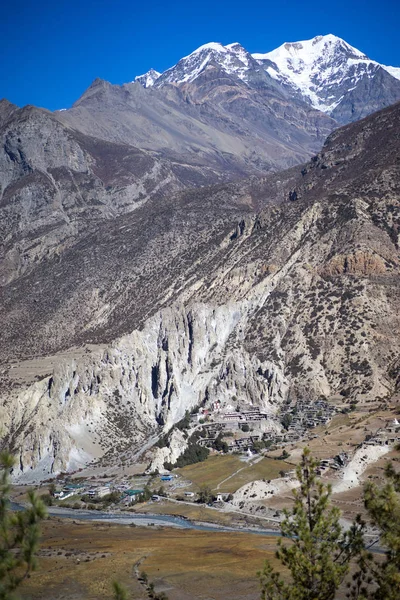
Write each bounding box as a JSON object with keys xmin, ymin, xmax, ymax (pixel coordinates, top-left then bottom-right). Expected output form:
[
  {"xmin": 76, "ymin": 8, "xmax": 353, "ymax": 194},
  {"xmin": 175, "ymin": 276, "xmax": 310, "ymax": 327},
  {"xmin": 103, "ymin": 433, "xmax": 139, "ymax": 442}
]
[{"xmin": 88, "ymin": 486, "xmax": 110, "ymax": 499}]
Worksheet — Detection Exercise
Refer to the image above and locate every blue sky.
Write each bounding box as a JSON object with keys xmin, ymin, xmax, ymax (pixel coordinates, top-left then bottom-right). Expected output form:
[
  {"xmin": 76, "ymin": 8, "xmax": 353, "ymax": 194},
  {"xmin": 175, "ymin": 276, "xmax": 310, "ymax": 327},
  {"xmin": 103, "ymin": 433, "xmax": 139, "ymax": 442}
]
[{"xmin": 1, "ymin": 0, "xmax": 399, "ymax": 111}]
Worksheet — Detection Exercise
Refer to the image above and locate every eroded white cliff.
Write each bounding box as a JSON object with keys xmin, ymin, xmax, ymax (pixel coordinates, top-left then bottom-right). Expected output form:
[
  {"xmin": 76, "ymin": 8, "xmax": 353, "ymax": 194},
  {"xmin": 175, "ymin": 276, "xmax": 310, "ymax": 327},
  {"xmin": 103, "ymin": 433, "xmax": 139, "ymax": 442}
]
[{"xmin": 2, "ymin": 297, "xmax": 286, "ymax": 481}]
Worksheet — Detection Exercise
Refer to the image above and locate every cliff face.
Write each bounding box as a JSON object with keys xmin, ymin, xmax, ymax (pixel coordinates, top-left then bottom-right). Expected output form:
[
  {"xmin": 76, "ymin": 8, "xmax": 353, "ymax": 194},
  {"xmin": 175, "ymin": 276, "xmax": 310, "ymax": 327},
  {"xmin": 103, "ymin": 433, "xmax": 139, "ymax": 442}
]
[
  {"xmin": 1, "ymin": 103, "xmax": 399, "ymax": 480},
  {"xmin": 0, "ymin": 102, "xmax": 233, "ymax": 288},
  {"xmin": 2, "ymin": 302, "xmax": 285, "ymax": 481}
]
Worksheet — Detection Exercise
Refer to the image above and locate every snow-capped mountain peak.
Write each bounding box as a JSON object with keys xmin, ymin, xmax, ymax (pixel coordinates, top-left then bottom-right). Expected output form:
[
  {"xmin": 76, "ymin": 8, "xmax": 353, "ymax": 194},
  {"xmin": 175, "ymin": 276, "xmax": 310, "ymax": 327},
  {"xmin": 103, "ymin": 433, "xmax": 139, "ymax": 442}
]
[
  {"xmin": 225, "ymin": 42, "xmax": 254, "ymax": 69},
  {"xmin": 253, "ymin": 34, "xmax": 368, "ymax": 66},
  {"xmin": 133, "ymin": 35, "xmax": 400, "ymax": 124},
  {"xmin": 134, "ymin": 68, "xmax": 161, "ymax": 88},
  {"xmin": 182, "ymin": 41, "xmax": 228, "ymax": 57},
  {"xmin": 252, "ymin": 34, "xmax": 379, "ymax": 112},
  {"xmin": 153, "ymin": 41, "xmax": 257, "ymax": 87}
]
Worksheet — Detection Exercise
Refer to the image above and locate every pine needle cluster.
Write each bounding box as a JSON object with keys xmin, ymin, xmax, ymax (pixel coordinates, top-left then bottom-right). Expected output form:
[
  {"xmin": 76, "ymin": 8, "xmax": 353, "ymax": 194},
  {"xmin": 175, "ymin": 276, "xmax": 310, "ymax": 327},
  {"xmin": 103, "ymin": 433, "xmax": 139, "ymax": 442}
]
[{"xmin": 0, "ymin": 451, "xmax": 46, "ymax": 600}]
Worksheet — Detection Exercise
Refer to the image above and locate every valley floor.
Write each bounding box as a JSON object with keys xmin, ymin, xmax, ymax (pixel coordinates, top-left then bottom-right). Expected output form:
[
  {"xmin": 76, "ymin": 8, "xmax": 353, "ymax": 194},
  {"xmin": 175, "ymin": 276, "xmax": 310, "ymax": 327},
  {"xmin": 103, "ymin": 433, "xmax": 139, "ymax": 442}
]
[
  {"xmin": 14, "ymin": 403, "xmax": 400, "ymax": 599},
  {"xmin": 19, "ymin": 518, "xmax": 279, "ymax": 600}
]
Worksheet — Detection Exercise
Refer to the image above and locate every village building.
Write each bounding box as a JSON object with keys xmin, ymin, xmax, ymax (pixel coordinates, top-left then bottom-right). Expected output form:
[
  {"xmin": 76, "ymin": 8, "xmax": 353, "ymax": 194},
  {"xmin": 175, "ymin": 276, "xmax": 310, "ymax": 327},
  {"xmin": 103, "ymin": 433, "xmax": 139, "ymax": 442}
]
[{"xmin": 87, "ymin": 486, "xmax": 110, "ymax": 499}]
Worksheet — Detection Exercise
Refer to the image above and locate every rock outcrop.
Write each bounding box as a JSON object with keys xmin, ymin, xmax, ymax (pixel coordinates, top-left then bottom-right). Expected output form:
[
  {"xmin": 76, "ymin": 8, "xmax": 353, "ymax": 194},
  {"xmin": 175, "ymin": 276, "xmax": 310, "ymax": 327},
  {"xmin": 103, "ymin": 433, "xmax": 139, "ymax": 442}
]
[{"xmin": 2, "ymin": 301, "xmax": 285, "ymax": 480}]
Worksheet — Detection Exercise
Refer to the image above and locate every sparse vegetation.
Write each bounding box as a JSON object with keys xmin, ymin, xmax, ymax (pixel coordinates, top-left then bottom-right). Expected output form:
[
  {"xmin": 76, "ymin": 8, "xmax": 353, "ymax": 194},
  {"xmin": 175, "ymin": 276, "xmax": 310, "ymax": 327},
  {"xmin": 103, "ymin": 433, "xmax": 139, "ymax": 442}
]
[
  {"xmin": 213, "ymin": 433, "xmax": 229, "ymax": 453},
  {"xmin": 281, "ymin": 414, "xmax": 292, "ymax": 430},
  {"xmin": 197, "ymin": 485, "xmax": 214, "ymax": 504},
  {"xmin": 176, "ymin": 411, "xmax": 191, "ymax": 431}
]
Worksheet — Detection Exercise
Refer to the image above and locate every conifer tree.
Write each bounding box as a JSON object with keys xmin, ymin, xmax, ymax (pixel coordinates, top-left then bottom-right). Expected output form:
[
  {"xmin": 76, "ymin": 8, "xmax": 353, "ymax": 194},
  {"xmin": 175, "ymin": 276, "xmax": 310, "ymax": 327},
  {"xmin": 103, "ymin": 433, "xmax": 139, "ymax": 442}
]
[
  {"xmin": 359, "ymin": 461, "xmax": 400, "ymax": 600},
  {"xmin": 259, "ymin": 448, "xmax": 365, "ymax": 600},
  {"xmin": 0, "ymin": 451, "xmax": 46, "ymax": 600},
  {"xmin": 112, "ymin": 580, "xmax": 130, "ymax": 600}
]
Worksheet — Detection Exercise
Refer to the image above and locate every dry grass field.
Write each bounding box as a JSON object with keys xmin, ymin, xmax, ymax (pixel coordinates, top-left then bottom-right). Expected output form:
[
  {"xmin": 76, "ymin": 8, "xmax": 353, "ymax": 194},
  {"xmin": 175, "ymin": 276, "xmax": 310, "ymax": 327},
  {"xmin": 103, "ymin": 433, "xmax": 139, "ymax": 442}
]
[
  {"xmin": 19, "ymin": 518, "xmax": 280, "ymax": 600},
  {"xmin": 175, "ymin": 455, "xmax": 292, "ymax": 493},
  {"xmin": 224, "ymin": 457, "xmax": 292, "ymax": 491},
  {"xmin": 175, "ymin": 455, "xmax": 242, "ymax": 490}
]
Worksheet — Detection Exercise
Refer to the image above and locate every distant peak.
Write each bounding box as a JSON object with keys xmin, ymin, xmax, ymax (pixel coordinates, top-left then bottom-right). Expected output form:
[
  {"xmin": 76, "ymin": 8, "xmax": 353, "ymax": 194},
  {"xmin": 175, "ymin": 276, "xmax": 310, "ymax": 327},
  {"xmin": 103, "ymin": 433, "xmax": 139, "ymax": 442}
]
[
  {"xmin": 254, "ymin": 34, "xmax": 367, "ymax": 62},
  {"xmin": 91, "ymin": 77, "xmax": 107, "ymax": 85},
  {"xmin": 149, "ymin": 40, "xmax": 258, "ymax": 87},
  {"xmin": 130, "ymin": 34, "xmax": 400, "ymax": 113},
  {"xmin": 0, "ymin": 98, "xmax": 17, "ymax": 108},
  {"xmin": 135, "ymin": 68, "xmax": 160, "ymax": 78},
  {"xmin": 73, "ymin": 78, "xmax": 112, "ymax": 108},
  {"xmin": 225, "ymin": 42, "xmax": 244, "ymax": 49},
  {"xmin": 0, "ymin": 98, "xmax": 19, "ymax": 126},
  {"xmin": 87, "ymin": 78, "xmax": 112, "ymax": 91},
  {"xmin": 251, "ymin": 33, "xmax": 382, "ymax": 114},
  {"xmin": 187, "ymin": 42, "xmax": 227, "ymax": 56},
  {"xmin": 134, "ymin": 68, "xmax": 161, "ymax": 88},
  {"xmin": 312, "ymin": 33, "xmax": 340, "ymax": 44}
]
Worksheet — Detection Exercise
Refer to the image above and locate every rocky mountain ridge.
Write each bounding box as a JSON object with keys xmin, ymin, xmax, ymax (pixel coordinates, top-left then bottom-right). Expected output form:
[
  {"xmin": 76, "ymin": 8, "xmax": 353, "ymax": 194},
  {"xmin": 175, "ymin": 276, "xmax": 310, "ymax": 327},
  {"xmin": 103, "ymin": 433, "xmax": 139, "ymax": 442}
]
[
  {"xmin": 1, "ymin": 101, "xmax": 399, "ymax": 480},
  {"xmin": 0, "ymin": 98, "xmax": 214, "ymax": 288},
  {"xmin": 55, "ymin": 64, "xmax": 334, "ymax": 178}
]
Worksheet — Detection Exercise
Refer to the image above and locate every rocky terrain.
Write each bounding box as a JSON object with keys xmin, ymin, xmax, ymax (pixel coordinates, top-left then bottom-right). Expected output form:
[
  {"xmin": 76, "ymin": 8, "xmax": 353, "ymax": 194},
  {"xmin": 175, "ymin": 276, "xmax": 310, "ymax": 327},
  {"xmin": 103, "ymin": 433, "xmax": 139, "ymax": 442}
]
[
  {"xmin": 0, "ymin": 93, "xmax": 399, "ymax": 480},
  {"xmin": 0, "ymin": 98, "xmax": 212, "ymax": 287},
  {"xmin": 56, "ymin": 67, "xmax": 334, "ymax": 176}
]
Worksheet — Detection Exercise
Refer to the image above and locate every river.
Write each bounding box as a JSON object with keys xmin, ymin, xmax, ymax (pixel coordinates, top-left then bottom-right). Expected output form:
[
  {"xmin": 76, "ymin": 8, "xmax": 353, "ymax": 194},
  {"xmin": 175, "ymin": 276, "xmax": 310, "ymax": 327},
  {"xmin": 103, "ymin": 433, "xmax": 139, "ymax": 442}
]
[
  {"xmin": 11, "ymin": 502, "xmax": 281, "ymax": 536},
  {"xmin": 11, "ymin": 502, "xmax": 383, "ymax": 552}
]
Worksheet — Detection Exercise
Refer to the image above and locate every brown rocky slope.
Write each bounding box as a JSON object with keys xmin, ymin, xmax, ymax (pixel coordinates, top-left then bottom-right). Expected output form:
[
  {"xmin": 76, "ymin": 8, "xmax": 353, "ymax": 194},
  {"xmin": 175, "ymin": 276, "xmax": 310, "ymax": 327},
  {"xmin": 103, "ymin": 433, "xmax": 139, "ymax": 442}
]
[{"xmin": 0, "ymin": 102, "xmax": 399, "ymax": 479}]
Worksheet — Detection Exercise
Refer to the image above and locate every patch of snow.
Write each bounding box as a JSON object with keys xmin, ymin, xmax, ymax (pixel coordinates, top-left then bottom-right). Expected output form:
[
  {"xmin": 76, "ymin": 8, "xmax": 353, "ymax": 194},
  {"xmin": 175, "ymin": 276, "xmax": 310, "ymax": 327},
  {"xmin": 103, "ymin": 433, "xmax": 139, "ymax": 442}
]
[
  {"xmin": 182, "ymin": 42, "xmax": 228, "ymax": 58},
  {"xmin": 383, "ymin": 65, "xmax": 400, "ymax": 81},
  {"xmin": 179, "ymin": 54, "xmax": 213, "ymax": 83}
]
